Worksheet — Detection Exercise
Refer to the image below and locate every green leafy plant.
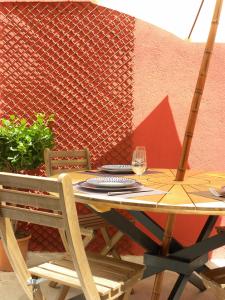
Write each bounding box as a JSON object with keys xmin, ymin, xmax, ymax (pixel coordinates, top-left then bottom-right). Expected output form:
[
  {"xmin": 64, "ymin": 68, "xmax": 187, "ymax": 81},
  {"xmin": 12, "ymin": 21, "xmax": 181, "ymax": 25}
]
[{"xmin": 0, "ymin": 113, "xmax": 54, "ymax": 172}]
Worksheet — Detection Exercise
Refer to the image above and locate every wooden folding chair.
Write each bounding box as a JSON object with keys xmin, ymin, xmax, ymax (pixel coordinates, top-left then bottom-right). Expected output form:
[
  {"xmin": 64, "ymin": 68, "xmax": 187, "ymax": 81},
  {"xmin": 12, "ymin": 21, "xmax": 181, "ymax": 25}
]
[
  {"xmin": 44, "ymin": 148, "xmax": 124, "ymax": 258},
  {"xmin": 203, "ymin": 267, "xmax": 225, "ymax": 285},
  {"xmin": 0, "ymin": 172, "xmax": 144, "ymax": 300},
  {"xmin": 202, "ymin": 226, "xmax": 225, "ymax": 286}
]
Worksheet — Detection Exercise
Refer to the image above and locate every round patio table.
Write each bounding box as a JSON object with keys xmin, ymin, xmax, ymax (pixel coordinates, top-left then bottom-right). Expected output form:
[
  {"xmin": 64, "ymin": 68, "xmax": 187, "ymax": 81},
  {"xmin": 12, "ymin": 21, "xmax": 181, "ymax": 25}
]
[
  {"xmin": 71, "ymin": 168, "xmax": 225, "ymax": 215},
  {"xmin": 67, "ymin": 169, "xmax": 225, "ymax": 300}
]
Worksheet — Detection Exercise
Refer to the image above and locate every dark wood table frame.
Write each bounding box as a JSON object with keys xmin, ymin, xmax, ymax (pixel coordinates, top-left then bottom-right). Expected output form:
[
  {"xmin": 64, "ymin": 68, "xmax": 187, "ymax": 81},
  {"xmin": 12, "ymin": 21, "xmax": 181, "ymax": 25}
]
[
  {"xmin": 70, "ymin": 209, "xmax": 224, "ymax": 300},
  {"xmin": 95, "ymin": 209, "xmax": 224, "ymax": 300},
  {"xmin": 66, "ymin": 169, "xmax": 225, "ymax": 300}
]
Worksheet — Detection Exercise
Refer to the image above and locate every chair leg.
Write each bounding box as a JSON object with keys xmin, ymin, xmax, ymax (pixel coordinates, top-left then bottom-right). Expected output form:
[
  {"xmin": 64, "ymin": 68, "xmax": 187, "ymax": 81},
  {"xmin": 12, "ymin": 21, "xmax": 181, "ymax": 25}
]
[
  {"xmin": 168, "ymin": 274, "xmax": 191, "ymax": 300},
  {"xmin": 82, "ymin": 233, "xmax": 94, "ymax": 248},
  {"xmin": 57, "ymin": 286, "xmax": 70, "ymax": 300},
  {"xmin": 100, "ymin": 228, "xmax": 124, "ymax": 259},
  {"xmin": 117, "ymin": 288, "xmax": 132, "ymax": 300},
  {"xmin": 58, "ymin": 228, "xmax": 70, "ymax": 253},
  {"xmin": 33, "ymin": 284, "xmax": 46, "ymax": 300},
  {"xmin": 49, "ymin": 228, "xmax": 94, "ymax": 289},
  {"xmin": 111, "ymin": 248, "xmax": 121, "ymax": 260}
]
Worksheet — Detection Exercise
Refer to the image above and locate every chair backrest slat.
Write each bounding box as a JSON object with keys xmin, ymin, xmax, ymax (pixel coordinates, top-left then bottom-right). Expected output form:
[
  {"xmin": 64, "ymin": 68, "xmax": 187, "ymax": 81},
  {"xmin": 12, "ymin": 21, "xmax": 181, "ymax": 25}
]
[
  {"xmin": 51, "ymin": 159, "xmax": 88, "ymax": 167},
  {"xmin": 0, "ymin": 190, "xmax": 60, "ymax": 211},
  {"xmin": 51, "ymin": 169, "xmax": 83, "ymax": 175},
  {"xmin": 0, "ymin": 172, "xmax": 63, "ymax": 229},
  {"xmin": 44, "ymin": 148, "xmax": 91, "ymax": 176},
  {"xmin": 49, "ymin": 149, "xmax": 87, "ymax": 158},
  {"xmin": 0, "ymin": 172, "xmax": 59, "ymax": 193},
  {"xmin": 1, "ymin": 206, "xmax": 64, "ymax": 228}
]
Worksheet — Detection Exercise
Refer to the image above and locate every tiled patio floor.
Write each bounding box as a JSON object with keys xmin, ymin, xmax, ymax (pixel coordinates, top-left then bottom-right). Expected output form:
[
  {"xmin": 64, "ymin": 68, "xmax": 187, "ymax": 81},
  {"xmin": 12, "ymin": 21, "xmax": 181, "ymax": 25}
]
[{"xmin": 0, "ymin": 251, "xmax": 224, "ymax": 300}]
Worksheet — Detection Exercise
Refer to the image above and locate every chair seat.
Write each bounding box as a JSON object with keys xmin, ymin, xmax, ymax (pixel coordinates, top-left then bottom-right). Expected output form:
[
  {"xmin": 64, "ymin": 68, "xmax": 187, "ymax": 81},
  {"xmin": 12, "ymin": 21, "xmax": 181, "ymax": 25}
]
[
  {"xmin": 78, "ymin": 213, "xmax": 106, "ymax": 229},
  {"xmin": 29, "ymin": 253, "xmax": 144, "ymax": 299},
  {"xmin": 203, "ymin": 266, "xmax": 225, "ymax": 285}
]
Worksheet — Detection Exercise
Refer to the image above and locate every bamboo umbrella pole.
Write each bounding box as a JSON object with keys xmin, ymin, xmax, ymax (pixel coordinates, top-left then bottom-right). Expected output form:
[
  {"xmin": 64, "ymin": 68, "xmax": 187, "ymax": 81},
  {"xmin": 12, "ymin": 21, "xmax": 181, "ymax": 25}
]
[
  {"xmin": 151, "ymin": 1, "xmax": 223, "ymax": 299},
  {"xmin": 151, "ymin": 214, "xmax": 176, "ymax": 300},
  {"xmin": 176, "ymin": 0, "xmax": 223, "ymax": 181}
]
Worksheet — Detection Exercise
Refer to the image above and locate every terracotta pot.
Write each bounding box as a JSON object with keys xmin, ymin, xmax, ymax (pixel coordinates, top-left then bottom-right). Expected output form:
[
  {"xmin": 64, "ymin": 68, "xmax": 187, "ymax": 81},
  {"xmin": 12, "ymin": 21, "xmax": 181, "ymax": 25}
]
[{"xmin": 0, "ymin": 234, "xmax": 31, "ymax": 272}]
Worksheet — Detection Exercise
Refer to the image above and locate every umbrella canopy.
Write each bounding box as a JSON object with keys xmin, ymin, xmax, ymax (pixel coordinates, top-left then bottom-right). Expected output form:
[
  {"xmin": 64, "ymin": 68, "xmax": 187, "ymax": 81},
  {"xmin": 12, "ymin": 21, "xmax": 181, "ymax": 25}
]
[{"xmin": 92, "ymin": 0, "xmax": 225, "ymax": 42}]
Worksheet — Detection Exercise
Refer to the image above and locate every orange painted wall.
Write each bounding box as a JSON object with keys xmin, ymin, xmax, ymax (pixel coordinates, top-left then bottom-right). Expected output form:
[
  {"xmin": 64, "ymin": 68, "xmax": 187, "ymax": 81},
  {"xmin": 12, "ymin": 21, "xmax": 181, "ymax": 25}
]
[
  {"xmin": 132, "ymin": 19, "xmax": 225, "ymax": 251},
  {"xmin": 133, "ymin": 20, "xmax": 225, "ymax": 171}
]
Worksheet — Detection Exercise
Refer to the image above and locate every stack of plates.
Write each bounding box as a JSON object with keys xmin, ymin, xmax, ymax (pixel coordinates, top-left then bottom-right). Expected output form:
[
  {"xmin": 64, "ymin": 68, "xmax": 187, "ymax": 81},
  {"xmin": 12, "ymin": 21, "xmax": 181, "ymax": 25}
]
[
  {"xmin": 77, "ymin": 176, "xmax": 140, "ymax": 192},
  {"xmin": 99, "ymin": 164, "xmax": 133, "ymax": 174}
]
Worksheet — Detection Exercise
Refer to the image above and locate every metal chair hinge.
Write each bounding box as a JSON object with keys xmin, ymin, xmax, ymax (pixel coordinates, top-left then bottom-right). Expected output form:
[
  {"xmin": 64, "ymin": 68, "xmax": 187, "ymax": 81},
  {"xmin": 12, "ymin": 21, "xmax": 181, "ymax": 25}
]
[{"xmin": 27, "ymin": 277, "xmax": 47, "ymax": 286}]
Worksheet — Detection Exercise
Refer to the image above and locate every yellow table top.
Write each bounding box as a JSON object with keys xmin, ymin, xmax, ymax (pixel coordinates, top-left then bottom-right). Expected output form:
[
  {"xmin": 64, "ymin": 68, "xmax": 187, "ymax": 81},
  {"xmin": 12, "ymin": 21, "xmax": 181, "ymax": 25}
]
[{"xmin": 66, "ymin": 169, "xmax": 225, "ymax": 215}]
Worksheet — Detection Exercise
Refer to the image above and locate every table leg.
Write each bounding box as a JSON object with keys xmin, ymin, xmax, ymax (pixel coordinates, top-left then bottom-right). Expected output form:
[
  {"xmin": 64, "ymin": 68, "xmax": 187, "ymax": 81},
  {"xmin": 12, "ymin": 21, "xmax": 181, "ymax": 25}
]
[
  {"xmin": 151, "ymin": 214, "xmax": 176, "ymax": 300},
  {"xmin": 129, "ymin": 211, "xmax": 181, "ymax": 252},
  {"xmin": 95, "ymin": 209, "xmax": 219, "ymax": 299},
  {"xmin": 168, "ymin": 274, "xmax": 191, "ymax": 300},
  {"xmin": 98, "ymin": 209, "xmax": 160, "ymax": 253},
  {"xmin": 131, "ymin": 211, "xmax": 207, "ymax": 292},
  {"xmin": 188, "ymin": 272, "xmax": 207, "ymax": 291}
]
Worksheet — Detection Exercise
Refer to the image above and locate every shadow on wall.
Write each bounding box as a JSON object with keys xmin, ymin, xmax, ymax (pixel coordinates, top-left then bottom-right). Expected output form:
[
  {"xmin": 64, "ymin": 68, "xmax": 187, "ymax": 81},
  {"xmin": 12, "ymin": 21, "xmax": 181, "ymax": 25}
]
[
  {"xmin": 132, "ymin": 95, "xmax": 183, "ymax": 168},
  {"xmin": 129, "ymin": 96, "xmax": 213, "ymax": 254},
  {"xmin": 94, "ymin": 95, "xmax": 183, "ymax": 169},
  {"xmin": 93, "ymin": 133, "xmax": 133, "ymax": 168}
]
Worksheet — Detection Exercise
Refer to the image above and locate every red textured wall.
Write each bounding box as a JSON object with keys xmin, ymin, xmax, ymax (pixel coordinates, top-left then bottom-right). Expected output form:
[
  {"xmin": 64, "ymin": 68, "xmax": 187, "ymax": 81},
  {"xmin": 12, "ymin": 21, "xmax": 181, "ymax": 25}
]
[
  {"xmin": 0, "ymin": 2, "xmax": 135, "ymax": 253},
  {"xmin": 0, "ymin": 3, "xmax": 224, "ymax": 254}
]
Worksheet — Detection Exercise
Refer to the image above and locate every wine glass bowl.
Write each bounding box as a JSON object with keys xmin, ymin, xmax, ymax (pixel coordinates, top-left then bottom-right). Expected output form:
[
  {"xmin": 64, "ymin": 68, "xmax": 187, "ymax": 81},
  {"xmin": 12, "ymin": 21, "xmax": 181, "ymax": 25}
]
[{"xmin": 131, "ymin": 146, "xmax": 147, "ymax": 176}]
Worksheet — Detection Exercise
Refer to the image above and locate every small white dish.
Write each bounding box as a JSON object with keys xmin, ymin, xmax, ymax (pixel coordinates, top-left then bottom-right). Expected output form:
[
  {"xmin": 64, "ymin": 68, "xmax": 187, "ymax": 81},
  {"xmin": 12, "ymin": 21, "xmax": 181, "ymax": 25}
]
[{"xmin": 86, "ymin": 177, "xmax": 136, "ymax": 188}]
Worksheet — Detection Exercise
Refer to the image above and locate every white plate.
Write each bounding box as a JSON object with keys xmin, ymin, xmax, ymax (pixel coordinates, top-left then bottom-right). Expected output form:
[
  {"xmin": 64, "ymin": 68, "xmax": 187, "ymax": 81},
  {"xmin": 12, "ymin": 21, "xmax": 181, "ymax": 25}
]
[
  {"xmin": 86, "ymin": 177, "xmax": 136, "ymax": 188},
  {"xmin": 76, "ymin": 181, "xmax": 141, "ymax": 192},
  {"xmin": 100, "ymin": 164, "xmax": 133, "ymax": 173},
  {"xmin": 209, "ymin": 187, "xmax": 225, "ymax": 197}
]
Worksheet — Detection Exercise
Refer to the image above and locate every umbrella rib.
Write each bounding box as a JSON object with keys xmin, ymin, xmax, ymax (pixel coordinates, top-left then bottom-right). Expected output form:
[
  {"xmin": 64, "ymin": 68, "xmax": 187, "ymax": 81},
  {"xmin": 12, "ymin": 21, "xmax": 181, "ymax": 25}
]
[{"xmin": 188, "ymin": 0, "xmax": 205, "ymax": 39}]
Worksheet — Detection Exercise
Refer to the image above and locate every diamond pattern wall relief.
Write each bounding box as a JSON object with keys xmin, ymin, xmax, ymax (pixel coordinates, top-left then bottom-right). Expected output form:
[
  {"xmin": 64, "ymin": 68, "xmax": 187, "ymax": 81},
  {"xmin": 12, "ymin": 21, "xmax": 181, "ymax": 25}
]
[{"xmin": 0, "ymin": 1, "xmax": 135, "ymax": 252}]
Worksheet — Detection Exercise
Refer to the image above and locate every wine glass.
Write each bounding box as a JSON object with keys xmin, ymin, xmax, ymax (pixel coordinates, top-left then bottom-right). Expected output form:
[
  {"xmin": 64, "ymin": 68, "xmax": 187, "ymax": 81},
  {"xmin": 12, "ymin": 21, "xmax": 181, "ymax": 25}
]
[{"xmin": 131, "ymin": 146, "xmax": 147, "ymax": 176}]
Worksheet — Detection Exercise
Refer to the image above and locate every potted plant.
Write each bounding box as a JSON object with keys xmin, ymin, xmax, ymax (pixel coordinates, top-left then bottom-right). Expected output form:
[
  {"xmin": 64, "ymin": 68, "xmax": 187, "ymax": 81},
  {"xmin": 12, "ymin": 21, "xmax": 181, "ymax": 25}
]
[
  {"xmin": 0, "ymin": 113, "xmax": 54, "ymax": 173},
  {"xmin": 0, "ymin": 113, "xmax": 54, "ymax": 271}
]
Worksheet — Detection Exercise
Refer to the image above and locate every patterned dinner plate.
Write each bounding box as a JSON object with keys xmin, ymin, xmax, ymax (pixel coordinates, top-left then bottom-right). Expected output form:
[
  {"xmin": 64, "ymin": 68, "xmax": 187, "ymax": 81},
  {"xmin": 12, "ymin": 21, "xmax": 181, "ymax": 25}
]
[
  {"xmin": 100, "ymin": 164, "xmax": 133, "ymax": 173},
  {"xmin": 86, "ymin": 176, "xmax": 136, "ymax": 188},
  {"xmin": 75, "ymin": 181, "xmax": 141, "ymax": 192}
]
